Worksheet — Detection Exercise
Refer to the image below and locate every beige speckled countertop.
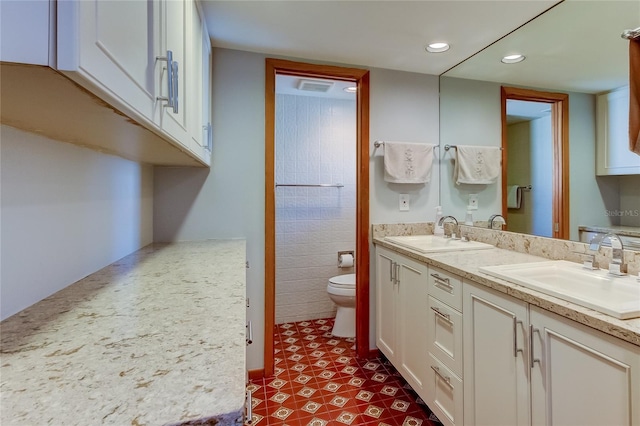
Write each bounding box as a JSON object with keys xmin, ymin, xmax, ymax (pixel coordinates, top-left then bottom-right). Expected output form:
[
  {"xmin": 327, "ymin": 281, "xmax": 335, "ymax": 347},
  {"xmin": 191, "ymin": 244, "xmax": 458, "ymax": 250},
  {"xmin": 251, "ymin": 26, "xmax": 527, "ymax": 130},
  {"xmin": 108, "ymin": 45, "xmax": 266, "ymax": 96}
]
[
  {"xmin": 1, "ymin": 240, "xmax": 246, "ymax": 425},
  {"xmin": 374, "ymin": 237, "xmax": 640, "ymax": 347}
]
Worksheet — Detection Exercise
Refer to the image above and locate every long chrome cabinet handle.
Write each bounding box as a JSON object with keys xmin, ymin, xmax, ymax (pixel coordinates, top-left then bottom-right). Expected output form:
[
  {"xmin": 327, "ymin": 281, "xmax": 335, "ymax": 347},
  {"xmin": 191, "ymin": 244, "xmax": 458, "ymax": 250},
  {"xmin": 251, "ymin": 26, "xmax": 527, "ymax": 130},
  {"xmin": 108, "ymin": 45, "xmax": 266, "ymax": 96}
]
[
  {"xmin": 513, "ymin": 317, "xmax": 523, "ymax": 357},
  {"xmin": 156, "ymin": 50, "xmax": 175, "ymax": 109},
  {"xmin": 529, "ymin": 324, "xmax": 541, "ymax": 368},
  {"xmin": 395, "ymin": 263, "xmax": 400, "ymax": 285},
  {"xmin": 430, "ymin": 273, "xmax": 453, "ymax": 289},
  {"xmin": 430, "ymin": 306, "xmax": 452, "ymax": 323},
  {"xmin": 431, "ymin": 365, "xmax": 453, "ymax": 388},
  {"xmin": 389, "ymin": 260, "xmax": 394, "ymax": 283},
  {"xmin": 246, "ymin": 390, "xmax": 253, "ymax": 424},
  {"xmin": 171, "ymin": 60, "xmax": 179, "ymax": 113},
  {"xmin": 246, "ymin": 321, "xmax": 253, "ymax": 346}
]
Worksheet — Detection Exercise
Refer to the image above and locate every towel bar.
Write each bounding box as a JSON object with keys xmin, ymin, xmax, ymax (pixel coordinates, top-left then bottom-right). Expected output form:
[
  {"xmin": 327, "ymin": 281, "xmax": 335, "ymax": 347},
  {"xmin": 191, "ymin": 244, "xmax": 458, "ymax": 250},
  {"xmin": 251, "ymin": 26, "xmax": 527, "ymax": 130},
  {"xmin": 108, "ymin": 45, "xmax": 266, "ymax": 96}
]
[
  {"xmin": 444, "ymin": 144, "xmax": 504, "ymax": 151},
  {"xmin": 275, "ymin": 183, "xmax": 344, "ymax": 188},
  {"xmin": 374, "ymin": 140, "xmax": 438, "ymax": 150}
]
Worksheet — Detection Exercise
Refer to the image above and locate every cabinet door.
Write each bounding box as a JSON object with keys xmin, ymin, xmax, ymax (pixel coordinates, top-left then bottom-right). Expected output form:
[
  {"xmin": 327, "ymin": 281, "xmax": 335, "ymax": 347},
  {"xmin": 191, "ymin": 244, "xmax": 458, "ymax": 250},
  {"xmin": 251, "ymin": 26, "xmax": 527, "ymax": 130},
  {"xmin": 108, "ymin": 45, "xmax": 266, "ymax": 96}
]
[
  {"xmin": 375, "ymin": 247, "xmax": 397, "ymax": 362},
  {"xmin": 159, "ymin": 0, "xmax": 189, "ymax": 145},
  {"xmin": 463, "ymin": 283, "xmax": 530, "ymax": 426},
  {"xmin": 397, "ymin": 257, "xmax": 429, "ymax": 396},
  {"xmin": 596, "ymin": 86, "xmax": 640, "ymax": 175},
  {"xmin": 530, "ymin": 306, "xmax": 640, "ymax": 426},
  {"xmin": 57, "ymin": 0, "xmax": 160, "ymax": 125}
]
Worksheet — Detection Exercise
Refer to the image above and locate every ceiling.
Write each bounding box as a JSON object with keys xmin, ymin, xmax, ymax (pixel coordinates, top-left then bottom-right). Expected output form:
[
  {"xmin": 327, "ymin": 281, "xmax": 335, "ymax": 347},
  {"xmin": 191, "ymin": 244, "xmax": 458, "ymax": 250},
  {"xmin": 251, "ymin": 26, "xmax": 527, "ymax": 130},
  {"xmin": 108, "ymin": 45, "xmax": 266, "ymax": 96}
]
[
  {"xmin": 444, "ymin": 0, "xmax": 640, "ymax": 94},
  {"xmin": 201, "ymin": 1, "xmax": 559, "ymax": 76}
]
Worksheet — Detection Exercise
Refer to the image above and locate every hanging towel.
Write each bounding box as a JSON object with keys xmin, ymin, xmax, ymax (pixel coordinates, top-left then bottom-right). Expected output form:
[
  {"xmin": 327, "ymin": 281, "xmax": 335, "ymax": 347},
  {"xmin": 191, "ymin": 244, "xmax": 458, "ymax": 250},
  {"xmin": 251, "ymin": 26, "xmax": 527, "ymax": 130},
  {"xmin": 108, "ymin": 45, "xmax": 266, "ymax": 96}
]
[
  {"xmin": 507, "ymin": 185, "xmax": 522, "ymax": 209},
  {"xmin": 629, "ymin": 38, "xmax": 640, "ymax": 155},
  {"xmin": 453, "ymin": 145, "xmax": 502, "ymax": 185},
  {"xmin": 383, "ymin": 142, "xmax": 436, "ymax": 184}
]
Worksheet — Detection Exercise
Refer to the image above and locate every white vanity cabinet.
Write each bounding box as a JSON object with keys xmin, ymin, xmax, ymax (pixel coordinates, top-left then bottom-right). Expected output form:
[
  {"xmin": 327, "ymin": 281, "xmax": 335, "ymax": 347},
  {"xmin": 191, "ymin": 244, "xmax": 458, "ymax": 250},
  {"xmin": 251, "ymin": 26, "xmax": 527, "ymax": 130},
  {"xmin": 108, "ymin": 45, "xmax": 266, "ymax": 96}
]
[
  {"xmin": 464, "ymin": 281, "xmax": 640, "ymax": 426},
  {"xmin": 596, "ymin": 86, "xmax": 640, "ymax": 175},
  {"xmin": 529, "ymin": 305, "xmax": 640, "ymax": 426},
  {"xmin": 463, "ymin": 282, "xmax": 530, "ymax": 426},
  {"xmin": 425, "ymin": 266, "xmax": 464, "ymax": 426},
  {"xmin": 375, "ymin": 246, "xmax": 430, "ymax": 398}
]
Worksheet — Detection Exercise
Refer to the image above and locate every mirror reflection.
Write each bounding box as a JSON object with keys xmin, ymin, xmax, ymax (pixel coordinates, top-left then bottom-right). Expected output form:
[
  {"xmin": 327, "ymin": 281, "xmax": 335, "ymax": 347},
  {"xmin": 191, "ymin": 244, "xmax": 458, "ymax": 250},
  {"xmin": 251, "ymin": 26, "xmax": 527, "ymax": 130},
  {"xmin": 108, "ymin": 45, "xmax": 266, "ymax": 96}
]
[{"xmin": 439, "ymin": 0, "xmax": 640, "ymax": 248}]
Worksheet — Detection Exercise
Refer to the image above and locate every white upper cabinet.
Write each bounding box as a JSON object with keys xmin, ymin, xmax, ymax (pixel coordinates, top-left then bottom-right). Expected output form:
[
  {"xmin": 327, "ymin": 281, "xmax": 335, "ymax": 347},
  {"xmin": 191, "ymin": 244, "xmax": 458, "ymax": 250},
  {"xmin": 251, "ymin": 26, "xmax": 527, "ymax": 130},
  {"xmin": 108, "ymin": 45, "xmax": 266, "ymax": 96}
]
[
  {"xmin": 1, "ymin": 0, "xmax": 211, "ymax": 167},
  {"xmin": 596, "ymin": 86, "xmax": 640, "ymax": 175},
  {"xmin": 57, "ymin": 0, "xmax": 161, "ymax": 128},
  {"xmin": 0, "ymin": 0, "xmax": 52, "ymax": 65}
]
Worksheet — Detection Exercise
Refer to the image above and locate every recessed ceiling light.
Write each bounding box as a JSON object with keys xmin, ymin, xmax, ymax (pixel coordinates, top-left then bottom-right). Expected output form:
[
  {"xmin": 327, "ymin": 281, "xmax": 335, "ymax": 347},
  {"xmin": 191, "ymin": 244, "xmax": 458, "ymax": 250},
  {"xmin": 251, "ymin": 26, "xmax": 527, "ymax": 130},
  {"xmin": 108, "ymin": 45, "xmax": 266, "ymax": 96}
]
[
  {"xmin": 425, "ymin": 42, "xmax": 450, "ymax": 53},
  {"xmin": 343, "ymin": 86, "xmax": 357, "ymax": 93},
  {"xmin": 501, "ymin": 54, "xmax": 526, "ymax": 64}
]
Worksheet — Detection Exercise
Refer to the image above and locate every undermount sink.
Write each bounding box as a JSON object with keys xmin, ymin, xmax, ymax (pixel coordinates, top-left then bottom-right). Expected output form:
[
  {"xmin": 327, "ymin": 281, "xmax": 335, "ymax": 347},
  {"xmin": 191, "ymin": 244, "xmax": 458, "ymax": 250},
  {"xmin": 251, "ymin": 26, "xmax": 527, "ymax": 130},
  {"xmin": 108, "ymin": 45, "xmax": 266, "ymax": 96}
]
[
  {"xmin": 479, "ymin": 260, "xmax": 640, "ymax": 319},
  {"xmin": 384, "ymin": 235, "xmax": 493, "ymax": 253}
]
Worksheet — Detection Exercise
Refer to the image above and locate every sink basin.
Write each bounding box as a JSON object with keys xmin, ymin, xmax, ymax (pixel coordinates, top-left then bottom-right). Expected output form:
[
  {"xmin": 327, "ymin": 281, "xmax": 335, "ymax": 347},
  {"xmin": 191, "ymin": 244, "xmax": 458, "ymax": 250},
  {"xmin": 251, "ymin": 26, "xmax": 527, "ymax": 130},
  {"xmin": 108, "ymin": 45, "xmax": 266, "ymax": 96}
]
[
  {"xmin": 479, "ymin": 260, "xmax": 640, "ymax": 319},
  {"xmin": 384, "ymin": 235, "xmax": 493, "ymax": 253}
]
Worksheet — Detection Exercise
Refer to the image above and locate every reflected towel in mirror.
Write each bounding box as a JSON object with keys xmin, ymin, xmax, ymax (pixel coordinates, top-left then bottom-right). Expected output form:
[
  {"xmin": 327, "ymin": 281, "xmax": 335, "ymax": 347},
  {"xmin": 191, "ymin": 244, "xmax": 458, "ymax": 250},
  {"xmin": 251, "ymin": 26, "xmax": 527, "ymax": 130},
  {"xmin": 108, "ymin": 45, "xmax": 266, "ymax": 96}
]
[
  {"xmin": 383, "ymin": 142, "xmax": 436, "ymax": 183},
  {"xmin": 507, "ymin": 185, "xmax": 522, "ymax": 209},
  {"xmin": 453, "ymin": 145, "xmax": 501, "ymax": 185}
]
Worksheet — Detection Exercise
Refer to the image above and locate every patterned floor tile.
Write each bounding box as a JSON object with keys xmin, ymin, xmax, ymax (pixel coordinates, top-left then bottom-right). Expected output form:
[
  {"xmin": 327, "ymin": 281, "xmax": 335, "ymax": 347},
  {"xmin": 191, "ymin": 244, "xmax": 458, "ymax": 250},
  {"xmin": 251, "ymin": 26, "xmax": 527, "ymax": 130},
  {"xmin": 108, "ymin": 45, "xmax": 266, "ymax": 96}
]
[{"xmin": 248, "ymin": 318, "xmax": 442, "ymax": 426}]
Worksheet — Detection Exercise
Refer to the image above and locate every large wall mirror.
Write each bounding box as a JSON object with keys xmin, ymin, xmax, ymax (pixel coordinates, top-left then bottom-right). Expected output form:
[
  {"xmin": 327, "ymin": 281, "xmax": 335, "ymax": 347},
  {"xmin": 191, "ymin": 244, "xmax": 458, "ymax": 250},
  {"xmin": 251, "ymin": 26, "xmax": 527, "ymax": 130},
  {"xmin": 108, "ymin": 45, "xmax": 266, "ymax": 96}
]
[{"xmin": 439, "ymin": 0, "xmax": 640, "ymax": 247}]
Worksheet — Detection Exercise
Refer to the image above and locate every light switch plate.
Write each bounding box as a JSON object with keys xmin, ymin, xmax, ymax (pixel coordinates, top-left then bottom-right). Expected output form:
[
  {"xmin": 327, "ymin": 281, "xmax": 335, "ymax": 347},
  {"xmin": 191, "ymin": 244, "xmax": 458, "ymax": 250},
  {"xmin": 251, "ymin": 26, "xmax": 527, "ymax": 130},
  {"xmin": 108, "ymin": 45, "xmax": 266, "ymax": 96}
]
[
  {"xmin": 468, "ymin": 194, "xmax": 478, "ymax": 210},
  {"xmin": 399, "ymin": 194, "xmax": 410, "ymax": 211}
]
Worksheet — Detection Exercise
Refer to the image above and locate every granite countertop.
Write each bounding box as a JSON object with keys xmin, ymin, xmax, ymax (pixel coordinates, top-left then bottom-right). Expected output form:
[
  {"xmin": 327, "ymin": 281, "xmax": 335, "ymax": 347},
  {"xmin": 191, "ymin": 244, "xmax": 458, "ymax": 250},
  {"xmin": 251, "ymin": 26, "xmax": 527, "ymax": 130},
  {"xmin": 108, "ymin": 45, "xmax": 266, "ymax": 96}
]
[
  {"xmin": 374, "ymin": 237, "xmax": 640, "ymax": 347},
  {"xmin": 578, "ymin": 225, "xmax": 640, "ymax": 239},
  {"xmin": 1, "ymin": 240, "xmax": 247, "ymax": 425}
]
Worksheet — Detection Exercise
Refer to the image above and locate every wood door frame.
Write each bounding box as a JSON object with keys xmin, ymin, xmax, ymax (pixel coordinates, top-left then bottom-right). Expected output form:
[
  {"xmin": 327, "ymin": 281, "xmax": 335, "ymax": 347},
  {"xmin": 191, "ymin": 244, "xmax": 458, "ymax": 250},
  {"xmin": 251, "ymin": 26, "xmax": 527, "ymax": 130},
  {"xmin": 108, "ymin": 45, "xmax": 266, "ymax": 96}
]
[
  {"xmin": 264, "ymin": 58, "xmax": 370, "ymax": 377},
  {"xmin": 500, "ymin": 86, "xmax": 569, "ymax": 239}
]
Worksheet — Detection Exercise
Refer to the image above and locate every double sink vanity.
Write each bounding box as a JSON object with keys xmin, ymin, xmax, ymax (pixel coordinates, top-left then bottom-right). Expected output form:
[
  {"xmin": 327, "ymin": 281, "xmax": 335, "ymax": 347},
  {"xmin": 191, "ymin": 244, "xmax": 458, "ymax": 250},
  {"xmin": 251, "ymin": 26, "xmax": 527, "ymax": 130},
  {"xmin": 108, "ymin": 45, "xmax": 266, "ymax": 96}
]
[{"xmin": 374, "ymin": 228, "xmax": 640, "ymax": 426}]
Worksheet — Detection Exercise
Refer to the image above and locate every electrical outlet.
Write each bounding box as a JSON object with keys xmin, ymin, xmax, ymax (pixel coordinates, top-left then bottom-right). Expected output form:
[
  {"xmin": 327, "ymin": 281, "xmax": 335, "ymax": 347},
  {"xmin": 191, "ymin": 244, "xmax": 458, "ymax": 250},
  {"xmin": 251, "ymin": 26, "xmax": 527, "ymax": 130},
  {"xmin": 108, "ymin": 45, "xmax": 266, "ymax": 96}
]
[
  {"xmin": 468, "ymin": 194, "xmax": 479, "ymax": 210},
  {"xmin": 399, "ymin": 194, "xmax": 410, "ymax": 211}
]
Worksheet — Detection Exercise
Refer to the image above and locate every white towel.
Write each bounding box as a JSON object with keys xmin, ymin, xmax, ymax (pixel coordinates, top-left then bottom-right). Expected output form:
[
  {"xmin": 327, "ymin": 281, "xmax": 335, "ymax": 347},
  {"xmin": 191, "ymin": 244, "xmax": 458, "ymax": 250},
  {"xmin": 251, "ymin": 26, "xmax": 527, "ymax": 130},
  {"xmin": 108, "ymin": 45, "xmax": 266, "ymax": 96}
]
[
  {"xmin": 507, "ymin": 185, "xmax": 522, "ymax": 209},
  {"xmin": 383, "ymin": 142, "xmax": 436, "ymax": 184},
  {"xmin": 453, "ymin": 145, "xmax": 502, "ymax": 185}
]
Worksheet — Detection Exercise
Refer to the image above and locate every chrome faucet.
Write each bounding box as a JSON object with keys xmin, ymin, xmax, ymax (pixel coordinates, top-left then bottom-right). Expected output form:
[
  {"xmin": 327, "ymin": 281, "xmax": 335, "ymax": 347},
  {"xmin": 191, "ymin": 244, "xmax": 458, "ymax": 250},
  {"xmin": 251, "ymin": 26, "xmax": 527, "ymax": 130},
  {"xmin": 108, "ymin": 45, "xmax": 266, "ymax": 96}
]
[
  {"xmin": 488, "ymin": 214, "xmax": 506, "ymax": 229},
  {"xmin": 589, "ymin": 233, "xmax": 627, "ymax": 276},
  {"xmin": 438, "ymin": 216, "xmax": 458, "ymax": 238}
]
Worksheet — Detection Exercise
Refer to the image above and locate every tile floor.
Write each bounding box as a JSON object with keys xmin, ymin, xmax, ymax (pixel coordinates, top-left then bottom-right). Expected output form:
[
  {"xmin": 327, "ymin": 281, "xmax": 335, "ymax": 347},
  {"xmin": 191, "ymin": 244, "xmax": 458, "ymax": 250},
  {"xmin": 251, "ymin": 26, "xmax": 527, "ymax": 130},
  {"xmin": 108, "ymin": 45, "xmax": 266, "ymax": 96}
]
[{"xmin": 246, "ymin": 318, "xmax": 443, "ymax": 426}]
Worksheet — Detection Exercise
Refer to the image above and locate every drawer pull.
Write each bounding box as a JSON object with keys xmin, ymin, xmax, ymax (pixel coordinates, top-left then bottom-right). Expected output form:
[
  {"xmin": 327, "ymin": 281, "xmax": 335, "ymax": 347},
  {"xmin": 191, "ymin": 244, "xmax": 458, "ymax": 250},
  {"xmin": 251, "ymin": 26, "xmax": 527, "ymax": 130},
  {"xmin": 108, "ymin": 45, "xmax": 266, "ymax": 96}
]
[
  {"xmin": 430, "ymin": 273, "xmax": 453, "ymax": 289},
  {"xmin": 431, "ymin": 365, "xmax": 453, "ymax": 388},
  {"xmin": 430, "ymin": 306, "xmax": 452, "ymax": 323}
]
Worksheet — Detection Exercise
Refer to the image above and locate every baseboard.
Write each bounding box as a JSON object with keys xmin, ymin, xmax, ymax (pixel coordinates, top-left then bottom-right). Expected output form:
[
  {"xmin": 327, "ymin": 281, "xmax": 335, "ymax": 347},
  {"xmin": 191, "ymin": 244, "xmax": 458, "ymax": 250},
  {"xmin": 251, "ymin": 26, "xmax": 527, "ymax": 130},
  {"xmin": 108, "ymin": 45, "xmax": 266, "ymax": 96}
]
[
  {"xmin": 248, "ymin": 368, "xmax": 265, "ymax": 380},
  {"xmin": 368, "ymin": 348, "xmax": 381, "ymax": 359}
]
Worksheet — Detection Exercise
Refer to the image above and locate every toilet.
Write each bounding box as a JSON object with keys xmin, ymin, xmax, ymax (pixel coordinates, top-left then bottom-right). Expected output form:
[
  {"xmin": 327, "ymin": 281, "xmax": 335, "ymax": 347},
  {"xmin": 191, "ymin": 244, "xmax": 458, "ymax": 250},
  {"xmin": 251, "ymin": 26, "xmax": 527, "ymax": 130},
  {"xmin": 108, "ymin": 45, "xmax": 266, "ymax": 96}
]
[{"xmin": 327, "ymin": 273, "xmax": 356, "ymax": 338}]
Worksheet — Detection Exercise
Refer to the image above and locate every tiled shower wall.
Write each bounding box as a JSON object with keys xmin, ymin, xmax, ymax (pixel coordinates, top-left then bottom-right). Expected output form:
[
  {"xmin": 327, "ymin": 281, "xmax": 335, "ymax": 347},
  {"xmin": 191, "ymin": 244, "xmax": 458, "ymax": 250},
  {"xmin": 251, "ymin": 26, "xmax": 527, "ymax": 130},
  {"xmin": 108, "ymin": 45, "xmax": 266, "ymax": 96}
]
[{"xmin": 275, "ymin": 94, "xmax": 356, "ymax": 324}]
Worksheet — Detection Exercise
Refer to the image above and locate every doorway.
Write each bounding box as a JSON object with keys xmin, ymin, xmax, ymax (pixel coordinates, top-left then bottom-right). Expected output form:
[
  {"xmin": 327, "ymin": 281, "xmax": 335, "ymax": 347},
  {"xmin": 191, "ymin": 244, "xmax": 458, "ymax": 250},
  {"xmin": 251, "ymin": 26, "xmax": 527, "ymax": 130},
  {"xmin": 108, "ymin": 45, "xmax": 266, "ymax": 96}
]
[
  {"xmin": 264, "ymin": 59, "xmax": 370, "ymax": 377},
  {"xmin": 501, "ymin": 87, "xmax": 569, "ymax": 239}
]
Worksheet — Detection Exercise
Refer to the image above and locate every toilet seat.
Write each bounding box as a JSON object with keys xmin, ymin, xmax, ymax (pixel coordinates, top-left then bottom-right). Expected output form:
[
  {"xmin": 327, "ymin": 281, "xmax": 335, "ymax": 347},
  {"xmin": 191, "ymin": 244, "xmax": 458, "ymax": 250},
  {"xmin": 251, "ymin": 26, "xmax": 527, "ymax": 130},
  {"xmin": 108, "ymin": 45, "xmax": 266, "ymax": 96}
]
[{"xmin": 328, "ymin": 273, "xmax": 355, "ymax": 288}]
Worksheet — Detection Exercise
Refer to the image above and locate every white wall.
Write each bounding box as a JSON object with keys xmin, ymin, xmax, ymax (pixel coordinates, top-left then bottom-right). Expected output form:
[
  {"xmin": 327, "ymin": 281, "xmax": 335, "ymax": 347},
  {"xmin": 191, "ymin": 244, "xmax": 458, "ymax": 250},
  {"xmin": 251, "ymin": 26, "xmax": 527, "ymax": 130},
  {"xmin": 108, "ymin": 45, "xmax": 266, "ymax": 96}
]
[
  {"xmin": 275, "ymin": 94, "xmax": 356, "ymax": 324},
  {"xmin": 530, "ymin": 115, "xmax": 553, "ymax": 237},
  {"xmin": 0, "ymin": 125, "xmax": 153, "ymax": 320},
  {"xmin": 506, "ymin": 121, "xmax": 532, "ymax": 233},
  {"xmin": 440, "ymin": 78, "xmax": 619, "ymax": 240},
  {"xmin": 619, "ymin": 175, "xmax": 640, "ymax": 226},
  {"xmin": 153, "ymin": 48, "xmax": 440, "ymax": 370},
  {"xmin": 439, "ymin": 77, "xmax": 502, "ymax": 220}
]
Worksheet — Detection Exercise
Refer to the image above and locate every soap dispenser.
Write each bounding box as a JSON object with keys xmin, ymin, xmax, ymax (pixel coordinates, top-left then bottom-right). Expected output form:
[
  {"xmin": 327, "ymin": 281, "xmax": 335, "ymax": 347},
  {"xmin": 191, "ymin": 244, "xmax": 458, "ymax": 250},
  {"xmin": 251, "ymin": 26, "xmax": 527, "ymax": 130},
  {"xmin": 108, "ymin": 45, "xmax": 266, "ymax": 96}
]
[{"xmin": 434, "ymin": 206, "xmax": 444, "ymax": 236}]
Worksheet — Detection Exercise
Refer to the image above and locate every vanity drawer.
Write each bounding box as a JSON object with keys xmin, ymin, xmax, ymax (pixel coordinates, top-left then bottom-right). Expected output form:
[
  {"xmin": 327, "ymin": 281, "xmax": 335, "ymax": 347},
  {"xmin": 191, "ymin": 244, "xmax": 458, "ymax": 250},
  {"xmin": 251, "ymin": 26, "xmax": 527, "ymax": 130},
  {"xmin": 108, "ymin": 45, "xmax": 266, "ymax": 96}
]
[
  {"xmin": 428, "ymin": 266, "xmax": 463, "ymax": 311},
  {"xmin": 426, "ymin": 353, "xmax": 463, "ymax": 426},
  {"xmin": 427, "ymin": 295, "xmax": 463, "ymax": 377}
]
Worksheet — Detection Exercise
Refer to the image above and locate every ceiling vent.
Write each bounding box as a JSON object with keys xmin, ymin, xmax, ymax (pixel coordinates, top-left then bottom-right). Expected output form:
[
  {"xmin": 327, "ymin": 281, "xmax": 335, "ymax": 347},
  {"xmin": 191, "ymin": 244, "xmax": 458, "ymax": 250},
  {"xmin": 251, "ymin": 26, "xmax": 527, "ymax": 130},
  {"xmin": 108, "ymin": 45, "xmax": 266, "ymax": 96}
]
[{"xmin": 297, "ymin": 79, "xmax": 334, "ymax": 93}]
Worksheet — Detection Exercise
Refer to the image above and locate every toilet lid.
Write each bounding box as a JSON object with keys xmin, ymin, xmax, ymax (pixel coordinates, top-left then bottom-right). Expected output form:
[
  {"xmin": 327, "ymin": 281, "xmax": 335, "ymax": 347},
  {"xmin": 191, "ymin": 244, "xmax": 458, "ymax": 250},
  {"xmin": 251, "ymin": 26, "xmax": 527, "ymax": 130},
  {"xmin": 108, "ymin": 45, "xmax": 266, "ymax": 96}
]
[{"xmin": 329, "ymin": 273, "xmax": 355, "ymax": 287}]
